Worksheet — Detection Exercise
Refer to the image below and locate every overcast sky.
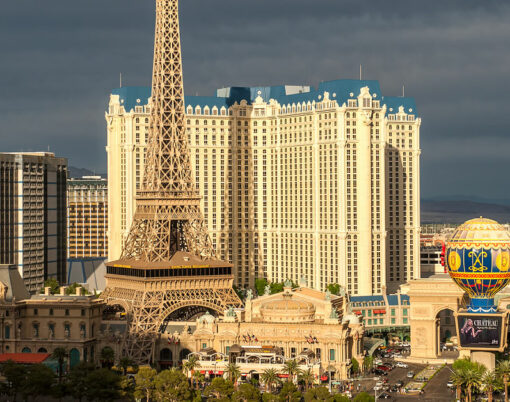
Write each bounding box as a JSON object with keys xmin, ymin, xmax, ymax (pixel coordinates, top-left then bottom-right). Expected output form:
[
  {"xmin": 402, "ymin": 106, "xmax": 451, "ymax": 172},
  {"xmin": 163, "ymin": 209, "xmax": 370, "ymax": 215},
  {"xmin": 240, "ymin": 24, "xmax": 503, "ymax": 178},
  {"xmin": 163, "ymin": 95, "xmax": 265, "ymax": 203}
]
[{"xmin": 1, "ymin": 0, "xmax": 509, "ymax": 200}]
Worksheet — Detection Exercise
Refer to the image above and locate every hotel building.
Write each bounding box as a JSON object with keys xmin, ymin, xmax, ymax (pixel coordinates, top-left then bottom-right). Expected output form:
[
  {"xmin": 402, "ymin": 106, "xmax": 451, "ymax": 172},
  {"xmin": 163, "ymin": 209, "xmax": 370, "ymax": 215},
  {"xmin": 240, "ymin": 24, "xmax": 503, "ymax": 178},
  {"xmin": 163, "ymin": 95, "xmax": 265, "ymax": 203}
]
[
  {"xmin": 67, "ymin": 176, "xmax": 108, "ymax": 259},
  {"xmin": 0, "ymin": 152, "xmax": 67, "ymax": 292},
  {"xmin": 106, "ymin": 80, "xmax": 421, "ymax": 295}
]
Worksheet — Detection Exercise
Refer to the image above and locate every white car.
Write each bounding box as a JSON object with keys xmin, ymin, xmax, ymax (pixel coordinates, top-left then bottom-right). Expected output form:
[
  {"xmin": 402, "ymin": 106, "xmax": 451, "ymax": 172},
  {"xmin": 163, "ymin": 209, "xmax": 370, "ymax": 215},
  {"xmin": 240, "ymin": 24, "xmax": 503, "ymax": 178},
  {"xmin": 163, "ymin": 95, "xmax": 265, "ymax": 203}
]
[
  {"xmin": 447, "ymin": 381, "xmax": 455, "ymax": 389},
  {"xmin": 374, "ymin": 385, "xmax": 382, "ymax": 391},
  {"xmin": 396, "ymin": 362, "xmax": 408, "ymax": 368}
]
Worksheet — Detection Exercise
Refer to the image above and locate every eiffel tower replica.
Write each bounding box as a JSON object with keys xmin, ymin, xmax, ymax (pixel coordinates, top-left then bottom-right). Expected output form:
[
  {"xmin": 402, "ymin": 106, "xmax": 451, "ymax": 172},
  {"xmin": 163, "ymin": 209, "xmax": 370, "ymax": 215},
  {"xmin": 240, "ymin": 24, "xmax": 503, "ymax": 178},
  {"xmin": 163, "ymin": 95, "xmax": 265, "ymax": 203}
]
[{"xmin": 102, "ymin": 0, "xmax": 242, "ymax": 364}]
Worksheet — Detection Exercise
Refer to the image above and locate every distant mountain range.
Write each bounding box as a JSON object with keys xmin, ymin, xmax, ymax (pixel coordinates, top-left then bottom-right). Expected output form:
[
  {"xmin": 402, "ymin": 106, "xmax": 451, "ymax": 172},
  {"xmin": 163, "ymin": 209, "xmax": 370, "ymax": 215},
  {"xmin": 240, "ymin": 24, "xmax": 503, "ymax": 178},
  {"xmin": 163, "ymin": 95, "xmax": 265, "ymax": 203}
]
[{"xmin": 421, "ymin": 200, "xmax": 510, "ymax": 224}]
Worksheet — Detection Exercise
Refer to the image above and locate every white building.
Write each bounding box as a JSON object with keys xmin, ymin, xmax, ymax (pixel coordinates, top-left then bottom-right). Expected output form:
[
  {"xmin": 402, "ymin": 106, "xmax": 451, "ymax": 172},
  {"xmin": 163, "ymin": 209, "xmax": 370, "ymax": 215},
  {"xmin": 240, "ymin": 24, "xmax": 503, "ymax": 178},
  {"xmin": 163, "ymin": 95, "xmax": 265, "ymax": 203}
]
[
  {"xmin": 106, "ymin": 80, "xmax": 421, "ymax": 295},
  {"xmin": 0, "ymin": 152, "xmax": 67, "ymax": 292}
]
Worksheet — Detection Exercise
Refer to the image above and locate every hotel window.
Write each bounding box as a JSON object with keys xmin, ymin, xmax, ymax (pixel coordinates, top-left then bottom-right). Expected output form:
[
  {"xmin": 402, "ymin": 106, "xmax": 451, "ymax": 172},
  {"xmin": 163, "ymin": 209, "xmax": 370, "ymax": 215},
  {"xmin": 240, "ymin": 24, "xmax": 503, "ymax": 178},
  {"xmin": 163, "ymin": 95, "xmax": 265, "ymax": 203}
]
[{"xmin": 329, "ymin": 349, "xmax": 336, "ymax": 361}]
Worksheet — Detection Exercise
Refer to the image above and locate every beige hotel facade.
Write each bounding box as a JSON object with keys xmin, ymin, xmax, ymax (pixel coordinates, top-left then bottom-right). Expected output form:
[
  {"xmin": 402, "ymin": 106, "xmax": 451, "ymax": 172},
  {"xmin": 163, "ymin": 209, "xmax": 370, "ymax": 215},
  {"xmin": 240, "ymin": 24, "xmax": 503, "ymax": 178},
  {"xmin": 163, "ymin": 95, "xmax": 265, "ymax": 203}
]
[{"xmin": 106, "ymin": 80, "xmax": 421, "ymax": 295}]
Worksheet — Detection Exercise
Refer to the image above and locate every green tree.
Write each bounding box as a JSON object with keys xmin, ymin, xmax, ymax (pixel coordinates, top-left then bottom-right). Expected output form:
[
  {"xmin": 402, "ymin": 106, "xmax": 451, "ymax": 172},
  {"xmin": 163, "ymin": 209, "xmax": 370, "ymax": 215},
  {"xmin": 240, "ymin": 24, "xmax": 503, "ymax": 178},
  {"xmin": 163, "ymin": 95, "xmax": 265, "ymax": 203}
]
[
  {"xmin": 497, "ymin": 360, "xmax": 510, "ymax": 402},
  {"xmin": 298, "ymin": 368, "xmax": 315, "ymax": 391},
  {"xmin": 464, "ymin": 366, "xmax": 485, "ymax": 402},
  {"xmin": 363, "ymin": 356, "xmax": 373, "ymax": 373},
  {"xmin": 66, "ymin": 362, "xmax": 96, "ymax": 402},
  {"xmin": 118, "ymin": 356, "xmax": 137, "ymax": 376},
  {"xmin": 304, "ymin": 386, "xmax": 331, "ymax": 402},
  {"xmin": 352, "ymin": 392, "xmax": 375, "ymax": 402},
  {"xmin": 65, "ymin": 282, "xmax": 89, "ymax": 295},
  {"xmin": 153, "ymin": 369, "xmax": 195, "ymax": 402},
  {"xmin": 262, "ymin": 394, "xmax": 280, "ymax": 402},
  {"xmin": 351, "ymin": 357, "xmax": 360, "ymax": 376},
  {"xmin": 100, "ymin": 346, "xmax": 115, "ymax": 369},
  {"xmin": 326, "ymin": 284, "xmax": 340, "ymax": 295},
  {"xmin": 282, "ymin": 360, "xmax": 301, "ymax": 383},
  {"xmin": 183, "ymin": 355, "xmax": 201, "ymax": 388},
  {"xmin": 332, "ymin": 395, "xmax": 350, "ymax": 402},
  {"xmin": 84, "ymin": 368, "xmax": 123, "ymax": 402},
  {"xmin": 255, "ymin": 278, "xmax": 269, "ymax": 296},
  {"xmin": 21, "ymin": 364, "xmax": 55, "ymax": 401},
  {"xmin": 226, "ymin": 363, "xmax": 242, "ymax": 387},
  {"xmin": 204, "ymin": 377, "xmax": 235, "ymax": 401},
  {"xmin": 134, "ymin": 366, "xmax": 157, "ymax": 402},
  {"xmin": 51, "ymin": 347, "xmax": 68, "ymax": 383},
  {"xmin": 482, "ymin": 370, "xmax": 501, "ymax": 402},
  {"xmin": 451, "ymin": 367, "xmax": 467, "ymax": 402},
  {"xmin": 261, "ymin": 368, "xmax": 280, "ymax": 392},
  {"xmin": 193, "ymin": 370, "xmax": 206, "ymax": 390},
  {"xmin": 0, "ymin": 360, "xmax": 27, "ymax": 401},
  {"xmin": 232, "ymin": 382, "xmax": 262, "ymax": 402},
  {"xmin": 279, "ymin": 382, "xmax": 301, "ymax": 402},
  {"xmin": 270, "ymin": 282, "xmax": 284, "ymax": 294},
  {"xmin": 41, "ymin": 278, "xmax": 60, "ymax": 294}
]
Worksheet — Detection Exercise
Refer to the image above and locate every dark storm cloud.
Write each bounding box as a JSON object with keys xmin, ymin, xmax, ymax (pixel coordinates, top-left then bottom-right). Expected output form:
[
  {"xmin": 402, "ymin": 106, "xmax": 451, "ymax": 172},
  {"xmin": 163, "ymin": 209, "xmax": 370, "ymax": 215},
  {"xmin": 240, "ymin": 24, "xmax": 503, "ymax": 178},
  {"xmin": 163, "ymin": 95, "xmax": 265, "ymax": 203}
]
[{"xmin": 1, "ymin": 0, "xmax": 509, "ymax": 198}]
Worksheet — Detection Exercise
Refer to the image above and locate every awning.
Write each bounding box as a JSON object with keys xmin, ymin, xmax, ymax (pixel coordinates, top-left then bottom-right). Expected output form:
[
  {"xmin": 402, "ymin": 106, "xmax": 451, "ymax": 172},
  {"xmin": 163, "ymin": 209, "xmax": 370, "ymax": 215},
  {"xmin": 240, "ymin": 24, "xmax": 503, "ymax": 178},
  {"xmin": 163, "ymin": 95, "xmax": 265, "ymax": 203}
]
[
  {"xmin": 0, "ymin": 353, "xmax": 50, "ymax": 364},
  {"xmin": 354, "ymin": 311, "xmax": 362, "ymax": 315},
  {"xmin": 278, "ymin": 374, "xmax": 289, "ymax": 378},
  {"xmin": 373, "ymin": 309, "xmax": 386, "ymax": 314}
]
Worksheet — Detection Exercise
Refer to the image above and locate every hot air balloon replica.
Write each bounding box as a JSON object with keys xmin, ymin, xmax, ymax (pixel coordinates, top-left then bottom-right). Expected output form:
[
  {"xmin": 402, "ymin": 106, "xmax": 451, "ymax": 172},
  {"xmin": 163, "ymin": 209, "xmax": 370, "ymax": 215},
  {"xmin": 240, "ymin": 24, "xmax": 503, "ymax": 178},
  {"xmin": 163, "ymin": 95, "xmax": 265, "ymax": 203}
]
[{"xmin": 446, "ymin": 217, "xmax": 510, "ymax": 313}]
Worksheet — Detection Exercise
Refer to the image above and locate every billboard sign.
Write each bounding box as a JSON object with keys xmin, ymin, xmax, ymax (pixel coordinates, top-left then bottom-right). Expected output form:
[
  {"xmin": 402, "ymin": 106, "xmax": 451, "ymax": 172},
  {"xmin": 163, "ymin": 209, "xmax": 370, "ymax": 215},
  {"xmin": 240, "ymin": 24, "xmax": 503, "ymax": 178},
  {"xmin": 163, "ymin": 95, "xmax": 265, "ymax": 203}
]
[{"xmin": 457, "ymin": 314, "xmax": 503, "ymax": 349}]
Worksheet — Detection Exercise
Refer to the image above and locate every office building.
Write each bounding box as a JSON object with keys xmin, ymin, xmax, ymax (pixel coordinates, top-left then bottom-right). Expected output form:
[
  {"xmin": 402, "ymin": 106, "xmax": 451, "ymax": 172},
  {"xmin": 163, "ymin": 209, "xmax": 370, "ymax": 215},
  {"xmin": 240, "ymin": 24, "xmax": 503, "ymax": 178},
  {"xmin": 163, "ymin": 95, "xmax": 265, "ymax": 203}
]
[
  {"xmin": 106, "ymin": 80, "xmax": 421, "ymax": 294},
  {"xmin": 0, "ymin": 152, "xmax": 67, "ymax": 292},
  {"xmin": 67, "ymin": 176, "xmax": 108, "ymax": 259}
]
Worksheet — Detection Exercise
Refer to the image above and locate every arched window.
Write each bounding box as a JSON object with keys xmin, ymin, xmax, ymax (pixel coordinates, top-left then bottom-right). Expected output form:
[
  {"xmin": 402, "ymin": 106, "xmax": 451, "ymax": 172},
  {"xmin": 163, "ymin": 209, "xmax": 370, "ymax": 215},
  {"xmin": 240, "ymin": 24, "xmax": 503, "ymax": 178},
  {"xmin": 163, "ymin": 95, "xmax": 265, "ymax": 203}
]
[{"xmin": 22, "ymin": 347, "xmax": 31, "ymax": 353}]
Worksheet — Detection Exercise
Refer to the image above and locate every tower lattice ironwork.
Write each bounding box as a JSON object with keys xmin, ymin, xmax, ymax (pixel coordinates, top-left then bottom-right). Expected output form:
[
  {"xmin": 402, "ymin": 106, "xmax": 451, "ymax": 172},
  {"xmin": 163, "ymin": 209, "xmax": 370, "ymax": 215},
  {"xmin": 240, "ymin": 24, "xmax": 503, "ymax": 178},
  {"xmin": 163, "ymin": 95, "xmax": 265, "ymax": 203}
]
[{"xmin": 101, "ymin": 0, "xmax": 242, "ymax": 364}]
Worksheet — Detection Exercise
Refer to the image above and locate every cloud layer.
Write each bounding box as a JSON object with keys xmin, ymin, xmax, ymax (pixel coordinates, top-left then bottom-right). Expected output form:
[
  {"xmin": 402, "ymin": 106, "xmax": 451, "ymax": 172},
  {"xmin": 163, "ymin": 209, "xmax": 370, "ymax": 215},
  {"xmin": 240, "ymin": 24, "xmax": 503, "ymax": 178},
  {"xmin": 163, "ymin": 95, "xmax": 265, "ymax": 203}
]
[{"xmin": 1, "ymin": 0, "xmax": 509, "ymax": 198}]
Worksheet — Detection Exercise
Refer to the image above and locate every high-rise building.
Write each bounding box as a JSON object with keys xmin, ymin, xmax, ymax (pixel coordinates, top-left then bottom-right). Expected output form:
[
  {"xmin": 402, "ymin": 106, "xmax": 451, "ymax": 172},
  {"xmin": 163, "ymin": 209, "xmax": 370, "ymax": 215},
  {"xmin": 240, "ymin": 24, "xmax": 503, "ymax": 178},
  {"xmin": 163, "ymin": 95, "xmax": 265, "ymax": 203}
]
[
  {"xmin": 67, "ymin": 176, "xmax": 108, "ymax": 259},
  {"xmin": 106, "ymin": 81, "xmax": 421, "ymax": 295},
  {"xmin": 0, "ymin": 152, "xmax": 67, "ymax": 292}
]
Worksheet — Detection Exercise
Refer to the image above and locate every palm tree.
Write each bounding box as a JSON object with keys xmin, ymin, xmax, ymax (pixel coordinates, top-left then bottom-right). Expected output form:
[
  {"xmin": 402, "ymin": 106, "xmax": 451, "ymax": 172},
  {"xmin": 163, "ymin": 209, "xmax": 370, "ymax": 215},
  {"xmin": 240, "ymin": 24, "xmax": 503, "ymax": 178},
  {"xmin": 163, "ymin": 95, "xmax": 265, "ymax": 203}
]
[
  {"xmin": 482, "ymin": 370, "xmax": 501, "ymax": 402},
  {"xmin": 51, "ymin": 347, "xmax": 68, "ymax": 383},
  {"xmin": 298, "ymin": 368, "xmax": 314, "ymax": 391},
  {"xmin": 261, "ymin": 368, "xmax": 279, "ymax": 392},
  {"xmin": 464, "ymin": 366, "xmax": 484, "ymax": 402},
  {"xmin": 283, "ymin": 359, "xmax": 301, "ymax": 383},
  {"xmin": 226, "ymin": 363, "xmax": 241, "ymax": 387},
  {"xmin": 498, "ymin": 360, "xmax": 510, "ymax": 402},
  {"xmin": 193, "ymin": 371, "xmax": 206, "ymax": 390},
  {"xmin": 183, "ymin": 355, "xmax": 200, "ymax": 388},
  {"xmin": 451, "ymin": 367, "xmax": 467, "ymax": 402}
]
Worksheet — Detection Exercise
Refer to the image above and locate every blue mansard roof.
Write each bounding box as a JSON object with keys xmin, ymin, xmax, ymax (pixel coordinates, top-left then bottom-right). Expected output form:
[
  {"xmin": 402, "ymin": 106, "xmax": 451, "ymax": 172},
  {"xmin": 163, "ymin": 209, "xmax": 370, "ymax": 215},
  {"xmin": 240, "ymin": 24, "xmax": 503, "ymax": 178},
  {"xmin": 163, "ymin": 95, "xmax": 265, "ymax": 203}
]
[{"xmin": 110, "ymin": 79, "xmax": 417, "ymax": 115}]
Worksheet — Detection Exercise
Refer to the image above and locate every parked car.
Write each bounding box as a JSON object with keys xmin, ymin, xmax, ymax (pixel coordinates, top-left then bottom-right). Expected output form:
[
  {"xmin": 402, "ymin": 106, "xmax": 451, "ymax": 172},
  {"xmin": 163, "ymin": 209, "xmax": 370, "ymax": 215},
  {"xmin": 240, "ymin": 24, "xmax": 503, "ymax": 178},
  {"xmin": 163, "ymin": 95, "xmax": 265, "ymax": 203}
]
[
  {"xmin": 396, "ymin": 362, "xmax": 408, "ymax": 368},
  {"xmin": 390, "ymin": 385, "xmax": 399, "ymax": 392},
  {"xmin": 373, "ymin": 369, "xmax": 387, "ymax": 376},
  {"xmin": 379, "ymin": 392, "xmax": 392, "ymax": 399},
  {"xmin": 374, "ymin": 385, "xmax": 382, "ymax": 391},
  {"xmin": 447, "ymin": 381, "xmax": 455, "ymax": 389},
  {"xmin": 395, "ymin": 380, "xmax": 404, "ymax": 387},
  {"xmin": 407, "ymin": 371, "xmax": 415, "ymax": 378},
  {"xmin": 377, "ymin": 365, "xmax": 391, "ymax": 372}
]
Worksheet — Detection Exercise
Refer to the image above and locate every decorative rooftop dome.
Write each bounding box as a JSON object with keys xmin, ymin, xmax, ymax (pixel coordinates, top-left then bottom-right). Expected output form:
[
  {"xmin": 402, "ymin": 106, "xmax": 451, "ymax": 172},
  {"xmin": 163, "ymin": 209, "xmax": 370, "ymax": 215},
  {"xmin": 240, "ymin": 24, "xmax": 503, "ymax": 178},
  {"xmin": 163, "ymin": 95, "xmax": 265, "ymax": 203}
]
[
  {"xmin": 260, "ymin": 292, "xmax": 315, "ymax": 323},
  {"xmin": 198, "ymin": 311, "xmax": 215, "ymax": 324}
]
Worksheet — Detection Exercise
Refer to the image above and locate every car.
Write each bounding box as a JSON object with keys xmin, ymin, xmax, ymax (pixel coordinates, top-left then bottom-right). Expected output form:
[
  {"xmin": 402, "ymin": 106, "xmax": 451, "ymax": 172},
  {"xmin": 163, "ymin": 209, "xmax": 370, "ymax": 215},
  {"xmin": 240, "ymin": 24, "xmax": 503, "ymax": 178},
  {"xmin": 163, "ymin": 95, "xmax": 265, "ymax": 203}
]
[
  {"xmin": 377, "ymin": 365, "xmax": 391, "ymax": 372},
  {"xmin": 374, "ymin": 385, "xmax": 382, "ymax": 391},
  {"xmin": 375, "ymin": 359, "xmax": 383, "ymax": 365},
  {"xmin": 396, "ymin": 362, "xmax": 408, "ymax": 368},
  {"xmin": 447, "ymin": 381, "xmax": 455, "ymax": 389},
  {"xmin": 390, "ymin": 385, "xmax": 398, "ymax": 392},
  {"xmin": 378, "ymin": 392, "xmax": 392, "ymax": 399},
  {"xmin": 395, "ymin": 380, "xmax": 404, "ymax": 387},
  {"xmin": 407, "ymin": 371, "xmax": 415, "ymax": 378}
]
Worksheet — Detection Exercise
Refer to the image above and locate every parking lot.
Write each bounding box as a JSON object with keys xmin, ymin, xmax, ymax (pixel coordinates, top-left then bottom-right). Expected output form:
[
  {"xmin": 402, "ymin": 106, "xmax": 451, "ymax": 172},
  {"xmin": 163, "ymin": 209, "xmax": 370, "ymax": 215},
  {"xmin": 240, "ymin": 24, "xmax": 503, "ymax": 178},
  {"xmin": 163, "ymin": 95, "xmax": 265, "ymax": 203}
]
[{"xmin": 350, "ymin": 346, "xmax": 455, "ymax": 400}]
